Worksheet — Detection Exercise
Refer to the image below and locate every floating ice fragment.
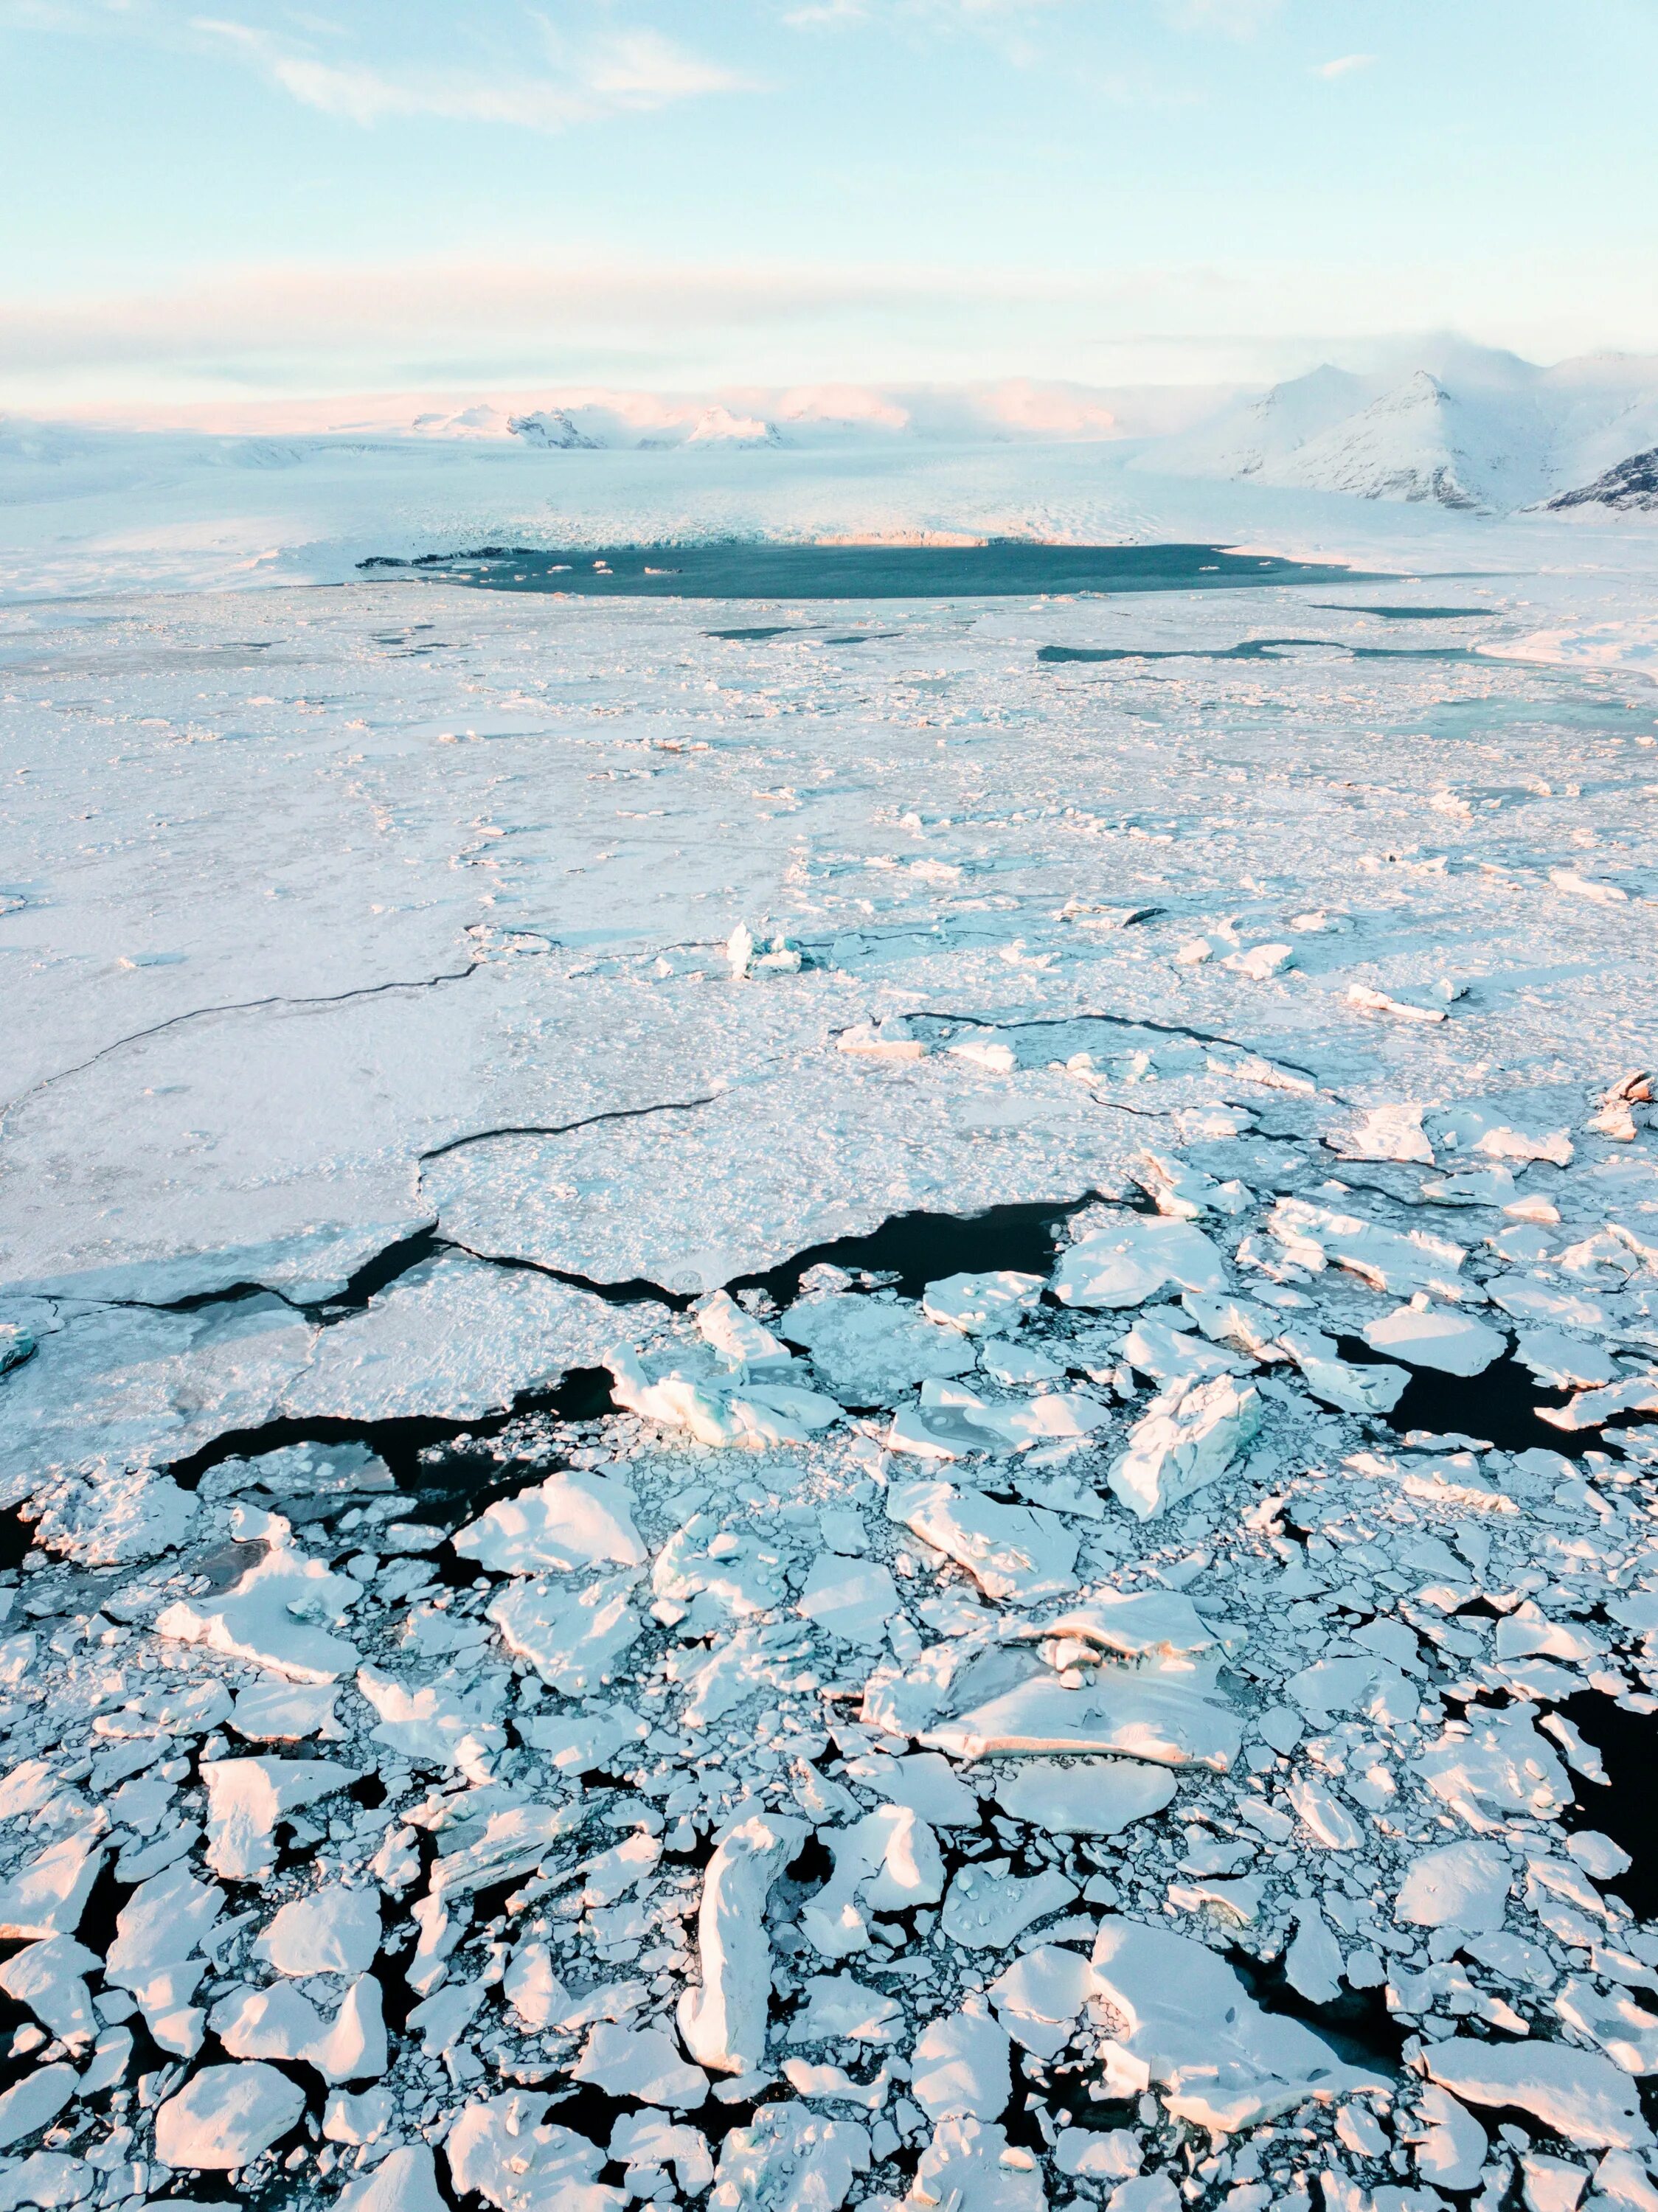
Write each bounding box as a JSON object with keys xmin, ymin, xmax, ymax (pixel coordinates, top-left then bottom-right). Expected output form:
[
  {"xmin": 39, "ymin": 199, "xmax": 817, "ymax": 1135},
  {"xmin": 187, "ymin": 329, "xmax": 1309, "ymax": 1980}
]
[
  {"xmin": 801, "ymin": 1806, "xmax": 944, "ymax": 1959},
  {"xmin": 926, "ymin": 1659, "xmax": 1241, "ymax": 1770},
  {"xmin": 837, "ymin": 1016, "xmax": 927, "ymax": 1060},
  {"xmin": 155, "ymin": 1526, "xmax": 360, "ymax": 1683},
  {"xmin": 202, "ymin": 1755, "xmax": 361, "ymax": 1880},
  {"xmin": 1266, "ymin": 1198, "xmax": 1465, "ymax": 1295},
  {"xmin": 711, "ymin": 2101, "xmax": 870, "ymax": 2212},
  {"xmin": 453, "ymin": 1468, "xmax": 645, "ymax": 1573},
  {"xmin": 254, "ymin": 1884, "xmax": 381, "ymax": 1977},
  {"xmin": 1223, "ymin": 942, "xmax": 1295, "ymax": 980},
  {"xmin": 922, "ymin": 1271, "xmax": 1045, "ymax": 1335},
  {"xmin": 1347, "ymin": 983, "xmax": 1447, "ymax": 1023},
  {"xmin": 1089, "ymin": 1916, "xmax": 1380, "ymax": 2130},
  {"xmin": 1404, "ymin": 2084, "xmax": 1488, "ymax": 2191},
  {"xmin": 488, "ymin": 1573, "xmax": 642, "ymax": 1693},
  {"xmin": 356, "ymin": 1667, "xmax": 505, "ymax": 1781},
  {"xmin": 911, "ymin": 1996, "xmax": 1013, "ymax": 2119},
  {"xmin": 153, "ymin": 2061, "xmax": 306, "ymax": 2171},
  {"xmin": 575, "ymin": 2021, "xmax": 708, "ymax": 2108},
  {"xmin": 0, "ymin": 2065, "xmax": 75, "ymax": 2150},
  {"xmin": 905, "ymin": 2117, "xmax": 1044, "ymax": 2212},
  {"xmin": 1417, "ymin": 1707, "xmax": 1570, "ymax": 1821},
  {"xmin": 1052, "ymin": 1217, "xmax": 1227, "ymax": 1309},
  {"xmin": 790, "ymin": 1975, "xmax": 903, "ymax": 2046},
  {"xmin": 991, "ymin": 1944, "xmax": 1098, "ymax": 2058},
  {"xmin": 0, "ymin": 1834, "xmax": 103, "ymax": 1941},
  {"xmin": 1396, "ymin": 1840, "xmax": 1511, "ymax": 1931},
  {"xmin": 680, "ymin": 1811, "xmax": 805, "ymax": 2073},
  {"xmin": 333, "ymin": 2145, "xmax": 446, "ymax": 2212},
  {"xmin": 887, "ymin": 1480, "xmax": 1078, "ymax": 1604},
  {"xmin": 1423, "ymin": 2038, "xmax": 1651, "ymax": 2152},
  {"xmin": 782, "ymin": 1293, "xmax": 976, "ymax": 1400},
  {"xmin": 798, "ymin": 1555, "xmax": 901, "ymax": 1647},
  {"xmin": 940, "ymin": 1859, "xmax": 1077, "ymax": 1949},
  {"xmin": 1327, "ymin": 1105, "xmax": 1436, "ymax": 1165},
  {"xmin": 992, "ymin": 1758, "xmax": 1176, "ymax": 1835},
  {"xmin": 1286, "ymin": 1777, "xmax": 1364, "ymax": 1851},
  {"xmin": 1109, "ymin": 1373, "xmax": 1261, "ymax": 1518},
  {"xmin": 1277, "ymin": 1327, "xmax": 1409, "ymax": 1413},
  {"xmin": 1283, "ymin": 1907, "xmax": 1345, "ymax": 2006},
  {"xmin": 1362, "ymin": 1300, "xmax": 1505, "ymax": 1375},
  {"xmin": 446, "ymin": 2090, "xmax": 621, "ymax": 2211},
  {"xmin": 1556, "ymin": 1977, "xmax": 1658, "ymax": 2076},
  {"xmin": 696, "ymin": 1289, "xmax": 791, "ymax": 1371}
]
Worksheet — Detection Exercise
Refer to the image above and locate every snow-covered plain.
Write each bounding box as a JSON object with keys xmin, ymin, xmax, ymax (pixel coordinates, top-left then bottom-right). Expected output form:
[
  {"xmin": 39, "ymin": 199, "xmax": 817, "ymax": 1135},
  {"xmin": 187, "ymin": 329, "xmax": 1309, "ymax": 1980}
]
[{"xmin": 3, "ymin": 453, "xmax": 1658, "ymax": 2212}]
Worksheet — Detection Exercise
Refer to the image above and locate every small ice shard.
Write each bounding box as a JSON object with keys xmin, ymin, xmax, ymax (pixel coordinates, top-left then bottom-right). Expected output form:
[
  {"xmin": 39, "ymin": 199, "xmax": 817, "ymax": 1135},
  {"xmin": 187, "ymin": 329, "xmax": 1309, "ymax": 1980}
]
[
  {"xmin": 574, "ymin": 2021, "xmax": 708, "ymax": 2108},
  {"xmin": 726, "ymin": 921, "xmax": 755, "ymax": 977},
  {"xmin": 781, "ymin": 1292, "xmax": 976, "ymax": 1400},
  {"xmin": 800, "ymin": 1806, "xmax": 944, "ymax": 1958},
  {"xmin": 1109, "ymin": 1374, "xmax": 1261, "ymax": 1519},
  {"xmin": 1052, "ymin": 1216, "xmax": 1227, "ymax": 1309},
  {"xmin": 1423, "ymin": 2037, "xmax": 1651, "ymax": 2152},
  {"xmin": 886, "ymin": 1480, "xmax": 1077, "ymax": 1604},
  {"xmin": 202, "ymin": 1755, "xmax": 361, "ymax": 1880},
  {"xmin": 155, "ymin": 1526, "xmax": 360, "ymax": 1683},
  {"xmin": 1396, "ymin": 1839, "xmax": 1511, "ymax": 1931},
  {"xmin": 452, "ymin": 1468, "xmax": 645, "ymax": 1573},
  {"xmin": 679, "ymin": 1810, "xmax": 805, "ymax": 2073},
  {"xmin": 1362, "ymin": 1300, "xmax": 1505, "ymax": 1375},
  {"xmin": 488, "ymin": 1573, "xmax": 642, "ymax": 1692},
  {"xmin": 910, "ymin": 1996, "xmax": 1012, "ymax": 2119},
  {"xmin": 1089, "ymin": 1916, "xmax": 1380, "ymax": 2130},
  {"xmin": 1590, "ymin": 1071, "xmax": 1653, "ymax": 1143},
  {"xmin": 991, "ymin": 1757, "xmax": 1176, "ymax": 1835},
  {"xmin": 921, "ymin": 1270, "xmax": 1045, "ymax": 1335},
  {"xmin": 797, "ymin": 1555, "xmax": 901, "ymax": 1647},
  {"xmin": 153, "ymin": 2061, "xmax": 307, "ymax": 2171},
  {"xmin": 789, "ymin": 1975, "xmax": 903, "ymax": 2046},
  {"xmin": 1055, "ymin": 2127, "xmax": 1144, "ymax": 2180},
  {"xmin": 940, "ymin": 1859, "xmax": 1077, "ymax": 1948},
  {"xmin": 255, "ymin": 1884, "xmax": 381, "ymax": 1977}
]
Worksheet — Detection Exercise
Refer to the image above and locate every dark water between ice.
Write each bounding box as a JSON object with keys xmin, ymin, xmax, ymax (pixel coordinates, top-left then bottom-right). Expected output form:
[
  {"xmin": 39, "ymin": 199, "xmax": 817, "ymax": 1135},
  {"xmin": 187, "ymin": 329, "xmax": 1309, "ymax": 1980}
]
[
  {"xmin": 359, "ymin": 541, "xmax": 1384, "ymax": 601},
  {"xmin": 1038, "ymin": 639, "xmax": 1477, "ymax": 667}
]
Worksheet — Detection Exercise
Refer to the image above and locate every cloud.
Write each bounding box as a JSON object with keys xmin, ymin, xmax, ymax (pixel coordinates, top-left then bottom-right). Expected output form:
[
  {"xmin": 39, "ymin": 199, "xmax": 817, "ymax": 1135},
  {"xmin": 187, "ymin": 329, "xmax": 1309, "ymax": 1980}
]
[
  {"xmin": 1315, "ymin": 52, "xmax": 1374, "ymax": 79},
  {"xmin": 188, "ymin": 18, "xmax": 755, "ymax": 130}
]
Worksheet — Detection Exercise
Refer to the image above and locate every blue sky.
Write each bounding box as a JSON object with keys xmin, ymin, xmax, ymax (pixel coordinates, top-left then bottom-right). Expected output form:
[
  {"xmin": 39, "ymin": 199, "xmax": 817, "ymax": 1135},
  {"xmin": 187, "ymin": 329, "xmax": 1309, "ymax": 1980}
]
[{"xmin": 3, "ymin": 0, "xmax": 1656, "ymax": 405}]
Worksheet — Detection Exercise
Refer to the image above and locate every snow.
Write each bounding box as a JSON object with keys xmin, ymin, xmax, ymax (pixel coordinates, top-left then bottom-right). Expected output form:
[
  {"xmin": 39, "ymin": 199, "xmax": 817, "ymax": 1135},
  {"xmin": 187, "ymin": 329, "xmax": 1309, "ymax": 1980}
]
[{"xmin": 6, "ymin": 465, "xmax": 1658, "ymax": 2212}]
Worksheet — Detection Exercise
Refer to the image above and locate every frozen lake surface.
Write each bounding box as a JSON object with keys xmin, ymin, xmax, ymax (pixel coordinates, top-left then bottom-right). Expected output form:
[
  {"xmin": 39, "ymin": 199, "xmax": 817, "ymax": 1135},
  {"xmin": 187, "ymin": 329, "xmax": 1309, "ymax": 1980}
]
[{"xmin": 2, "ymin": 524, "xmax": 1658, "ymax": 2211}]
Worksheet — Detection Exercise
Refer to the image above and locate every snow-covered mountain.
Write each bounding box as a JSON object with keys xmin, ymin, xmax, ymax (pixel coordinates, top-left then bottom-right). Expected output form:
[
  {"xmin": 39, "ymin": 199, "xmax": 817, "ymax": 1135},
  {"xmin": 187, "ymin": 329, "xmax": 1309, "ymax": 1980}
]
[{"xmin": 1145, "ymin": 344, "xmax": 1658, "ymax": 513}]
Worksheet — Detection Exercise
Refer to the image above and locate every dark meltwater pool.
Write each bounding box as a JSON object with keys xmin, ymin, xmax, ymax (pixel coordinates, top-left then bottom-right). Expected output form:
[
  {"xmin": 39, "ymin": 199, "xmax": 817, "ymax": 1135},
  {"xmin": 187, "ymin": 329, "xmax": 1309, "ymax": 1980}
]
[{"xmin": 358, "ymin": 540, "xmax": 1386, "ymax": 599}]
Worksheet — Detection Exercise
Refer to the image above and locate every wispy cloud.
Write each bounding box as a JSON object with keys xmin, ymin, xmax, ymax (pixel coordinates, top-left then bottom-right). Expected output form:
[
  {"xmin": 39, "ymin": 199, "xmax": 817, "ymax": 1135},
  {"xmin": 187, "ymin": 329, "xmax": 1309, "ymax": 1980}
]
[
  {"xmin": 187, "ymin": 18, "xmax": 754, "ymax": 131},
  {"xmin": 1316, "ymin": 52, "xmax": 1375, "ymax": 79}
]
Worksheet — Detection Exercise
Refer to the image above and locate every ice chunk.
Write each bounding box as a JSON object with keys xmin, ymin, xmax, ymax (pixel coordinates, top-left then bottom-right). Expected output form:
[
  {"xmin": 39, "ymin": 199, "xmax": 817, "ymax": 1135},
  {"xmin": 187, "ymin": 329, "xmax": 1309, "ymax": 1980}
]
[
  {"xmin": 254, "ymin": 1885, "xmax": 381, "ymax": 1977},
  {"xmin": 0, "ymin": 1935, "xmax": 99, "ymax": 2044},
  {"xmin": 1109, "ymin": 1374, "xmax": 1261, "ymax": 1519},
  {"xmin": 156, "ymin": 1528, "xmax": 360, "ymax": 1683},
  {"xmin": 1406, "ymin": 2084, "xmax": 1488, "ymax": 2191},
  {"xmin": 850, "ymin": 1750, "xmax": 979, "ymax": 1827},
  {"xmin": 1089, "ymin": 1916, "xmax": 1378, "ymax": 2130},
  {"xmin": 1557, "ymin": 1977, "xmax": 1658, "ymax": 2075},
  {"xmin": 800, "ymin": 1806, "xmax": 944, "ymax": 1959},
  {"xmin": 697, "ymin": 1290, "xmax": 791, "ymax": 1371},
  {"xmin": 1396, "ymin": 1840, "xmax": 1510, "ymax": 1931},
  {"xmin": 212, "ymin": 1975, "xmax": 386, "ymax": 2084},
  {"xmin": 1327, "ymin": 1105, "xmax": 1436, "ymax": 1165},
  {"xmin": 153, "ymin": 2061, "xmax": 306, "ymax": 2171},
  {"xmin": 0, "ymin": 2065, "xmax": 75, "ymax": 2150},
  {"xmin": 201, "ymin": 1756, "xmax": 361, "ymax": 1879},
  {"xmin": 1277, "ymin": 1329, "xmax": 1409, "ymax": 1414},
  {"xmin": 992, "ymin": 1759, "xmax": 1176, "ymax": 1834},
  {"xmin": 1286, "ymin": 1777, "xmax": 1364, "ymax": 1851},
  {"xmin": 574, "ymin": 2021, "xmax": 708, "ymax": 2109},
  {"xmin": 925, "ymin": 1660, "xmax": 1241, "ymax": 1770},
  {"xmin": 446, "ymin": 2090, "xmax": 621, "ymax": 2211},
  {"xmin": 798, "ymin": 1555, "xmax": 901, "ymax": 1648},
  {"xmin": 922, "ymin": 1272, "xmax": 1046, "ymax": 1335},
  {"xmin": 679, "ymin": 1810, "xmax": 805, "ymax": 2074},
  {"xmin": 1541, "ymin": 1371, "xmax": 1658, "ymax": 1433},
  {"xmin": 990, "ymin": 1944, "xmax": 1098, "ymax": 2058},
  {"xmin": 790, "ymin": 1975, "xmax": 903, "ymax": 2046},
  {"xmin": 782, "ymin": 1293, "xmax": 977, "ymax": 1402},
  {"xmin": 1266, "ymin": 1198, "xmax": 1465, "ymax": 1295},
  {"xmin": 1052, "ymin": 1217, "xmax": 1227, "ymax": 1309},
  {"xmin": 356, "ymin": 1667, "xmax": 506, "ymax": 1781},
  {"xmin": 452, "ymin": 1469, "xmax": 645, "ymax": 1573},
  {"xmin": 911, "ymin": 1997, "xmax": 1012, "ymax": 2119},
  {"xmin": 711, "ymin": 2102, "xmax": 870, "ymax": 2212},
  {"xmin": 0, "ymin": 1834, "xmax": 103, "ymax": 1941},
  {"xmin": 886, "ymin": 1481, "xmax": 1078, "ymax": 1605},
  {"xmin": 488, "ymin": 1573, "xmax": 642, "ymax": 1693},
  {"xmin": 228, "ymin": 1682, "xmax": 339, "ymax": 1743},
  {"xmin": 1424, "ymin": 2037, "xmax": 1651, "ymax": 2151},
  {"xmin": 939, "ymin": 1859, "xmax": 1077, "ymax": 1948},
  {"xmin": 1362, "ymin": 1301, "xmax": 1505, "ymax": 1375},
  {"xmin": 1418, "ymin": 1707, "xmax": 1570, "ymax": 1821},
  {"xmin": 334, "ymin": 2145, "xmax": 446, "ymax": 2212},
  {"xmin": 1283, "ymin": 1907, "xmax": 1345, "ymax": 2006},
  {"xmin": 610, "ymin": 2112, "xmax": 714, "ymax": 2199},
  {"xmin": 906, "ymin": 2118, "xmax": 1044, "ymax": 2212}
]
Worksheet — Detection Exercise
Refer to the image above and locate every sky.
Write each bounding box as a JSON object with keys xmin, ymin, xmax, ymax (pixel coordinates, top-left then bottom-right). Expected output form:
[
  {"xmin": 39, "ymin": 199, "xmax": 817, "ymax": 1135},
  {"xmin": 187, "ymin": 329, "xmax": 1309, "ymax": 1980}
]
[{"xmin": 2, "ymin": 0, "xmax": 1657, "ymax": 410}]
